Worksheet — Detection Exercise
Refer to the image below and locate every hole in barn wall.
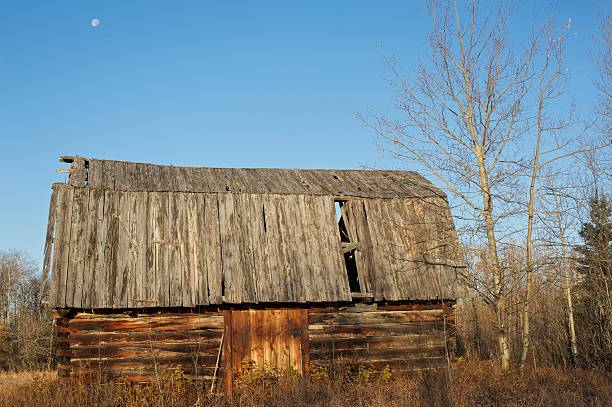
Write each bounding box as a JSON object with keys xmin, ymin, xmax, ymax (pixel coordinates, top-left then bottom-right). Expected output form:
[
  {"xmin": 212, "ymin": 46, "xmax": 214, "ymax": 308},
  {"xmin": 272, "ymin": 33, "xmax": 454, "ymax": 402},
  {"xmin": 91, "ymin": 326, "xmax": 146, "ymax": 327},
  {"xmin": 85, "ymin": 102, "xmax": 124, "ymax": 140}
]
[{"xmin": 334, "ymin": 199, "xmax": 360, "ymax": 293}]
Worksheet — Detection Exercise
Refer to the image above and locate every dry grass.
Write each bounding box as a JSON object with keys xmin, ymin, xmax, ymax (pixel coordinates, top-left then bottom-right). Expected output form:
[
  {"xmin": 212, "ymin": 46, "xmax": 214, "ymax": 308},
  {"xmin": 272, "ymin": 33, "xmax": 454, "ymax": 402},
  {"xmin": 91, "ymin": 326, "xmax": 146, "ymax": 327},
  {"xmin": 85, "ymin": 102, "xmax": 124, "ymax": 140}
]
[{"xmin": 0, "ymin": 362, "xmax": 609, "ymax": 407}]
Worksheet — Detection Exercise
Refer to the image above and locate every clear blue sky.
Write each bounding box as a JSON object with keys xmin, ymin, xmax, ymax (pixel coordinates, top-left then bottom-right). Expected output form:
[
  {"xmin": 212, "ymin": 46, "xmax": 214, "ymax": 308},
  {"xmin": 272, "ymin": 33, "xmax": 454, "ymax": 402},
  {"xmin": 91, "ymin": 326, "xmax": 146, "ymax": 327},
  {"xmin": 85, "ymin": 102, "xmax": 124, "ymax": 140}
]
[{"xmin": 0, "ymin": 1, "xmax": 605, "ymax": 267}]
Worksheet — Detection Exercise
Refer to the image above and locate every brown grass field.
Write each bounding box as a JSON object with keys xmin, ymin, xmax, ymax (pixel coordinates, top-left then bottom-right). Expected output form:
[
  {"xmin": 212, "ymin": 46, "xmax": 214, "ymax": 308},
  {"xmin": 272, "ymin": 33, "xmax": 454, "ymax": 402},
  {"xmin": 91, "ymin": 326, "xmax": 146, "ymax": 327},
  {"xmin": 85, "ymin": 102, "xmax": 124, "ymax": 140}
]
[{"xmin": 0, "ymin": 361, "xmax": 610, "ymax": 407}]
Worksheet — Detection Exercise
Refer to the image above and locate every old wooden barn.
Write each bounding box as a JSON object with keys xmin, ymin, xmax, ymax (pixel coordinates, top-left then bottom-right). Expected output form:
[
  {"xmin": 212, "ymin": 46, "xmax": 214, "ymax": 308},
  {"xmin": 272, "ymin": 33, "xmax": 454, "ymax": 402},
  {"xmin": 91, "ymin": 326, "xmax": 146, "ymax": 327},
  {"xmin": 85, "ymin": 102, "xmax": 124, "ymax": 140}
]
[{"xmin": 41, "ymin": 156, "xmax": 463, "ymax": 388}]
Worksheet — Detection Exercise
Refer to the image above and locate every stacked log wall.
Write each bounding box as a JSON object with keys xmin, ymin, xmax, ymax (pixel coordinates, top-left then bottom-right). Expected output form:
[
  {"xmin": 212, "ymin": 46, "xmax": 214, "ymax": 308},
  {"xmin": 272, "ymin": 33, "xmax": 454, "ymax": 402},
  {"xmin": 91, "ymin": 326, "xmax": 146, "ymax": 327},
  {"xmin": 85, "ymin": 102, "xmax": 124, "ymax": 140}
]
[
  {"xmin": 55, "ymin": 303, "xmax": 456, "ymax": 383},
  {"xmin": 308, "ymin": 303, "xmax": 455, "ymax": 373},
  {"xmin": 57, "ymin": 311, "xmax": 223, "ymax": 383}
]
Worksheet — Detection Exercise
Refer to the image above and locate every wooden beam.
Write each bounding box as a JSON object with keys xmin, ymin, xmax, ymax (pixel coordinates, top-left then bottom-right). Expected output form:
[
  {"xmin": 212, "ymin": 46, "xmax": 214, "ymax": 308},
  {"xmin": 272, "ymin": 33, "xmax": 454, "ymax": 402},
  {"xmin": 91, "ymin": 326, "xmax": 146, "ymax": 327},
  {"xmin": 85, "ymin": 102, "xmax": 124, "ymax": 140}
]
[
  {"xmin": 350, "ymin": 292, "xmax": 373, "ymax": 299},
  {"xmin": 341, "ymin": 242, "xmax": 360, "ymax": 253}
]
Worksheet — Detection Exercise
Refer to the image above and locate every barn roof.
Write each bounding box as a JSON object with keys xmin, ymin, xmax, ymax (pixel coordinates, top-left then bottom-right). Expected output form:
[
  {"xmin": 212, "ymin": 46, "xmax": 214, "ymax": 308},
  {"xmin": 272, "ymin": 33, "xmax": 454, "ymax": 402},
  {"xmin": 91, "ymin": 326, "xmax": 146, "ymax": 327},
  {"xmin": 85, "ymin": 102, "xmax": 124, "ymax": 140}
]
[
  {"xmin": 64, "ymin": 156, "xmax": 446, "ymax": 199},
  {"xmin": 42, "ymin": 156, "xmax": 464, "ymax": 309}
]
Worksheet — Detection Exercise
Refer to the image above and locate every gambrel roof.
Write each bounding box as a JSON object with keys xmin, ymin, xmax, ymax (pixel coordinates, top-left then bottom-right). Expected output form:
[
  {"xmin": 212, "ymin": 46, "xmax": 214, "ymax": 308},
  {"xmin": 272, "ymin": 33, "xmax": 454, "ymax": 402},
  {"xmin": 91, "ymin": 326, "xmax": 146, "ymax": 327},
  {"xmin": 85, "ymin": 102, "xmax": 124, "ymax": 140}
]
[{"xmin": 42, "ymin": 156, "xmax": 463, "ymax": 309}]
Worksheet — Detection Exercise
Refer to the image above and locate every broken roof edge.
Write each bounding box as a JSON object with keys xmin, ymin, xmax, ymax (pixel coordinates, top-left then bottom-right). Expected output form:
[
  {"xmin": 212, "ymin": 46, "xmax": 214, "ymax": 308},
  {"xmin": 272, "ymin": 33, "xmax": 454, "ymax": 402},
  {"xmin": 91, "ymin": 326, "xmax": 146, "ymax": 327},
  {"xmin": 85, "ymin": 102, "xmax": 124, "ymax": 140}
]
[{"xmin": 59, "ymin": 155, "xmax": 448, "ymax": 199}]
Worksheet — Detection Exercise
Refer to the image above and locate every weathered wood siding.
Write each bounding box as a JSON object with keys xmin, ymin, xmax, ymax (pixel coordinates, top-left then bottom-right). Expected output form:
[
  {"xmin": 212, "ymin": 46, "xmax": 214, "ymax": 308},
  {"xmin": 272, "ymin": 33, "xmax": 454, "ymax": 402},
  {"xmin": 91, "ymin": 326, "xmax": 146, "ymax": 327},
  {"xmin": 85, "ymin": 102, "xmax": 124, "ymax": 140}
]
[
  {"xmin": 346, "ymin": 197, "xmax": 462, "ymax": 301},
  {"xmin": 223, "ymin": 309, "xmax": 309, "ymax": 389},
  {"xmin": 57, "ymin": 312, "xmax": 223, "ymax": 382},
  {"xmin": 47, "ymin": 184, "xmax": 351, "ymax": 308},
  {"xmin": 308, "ymin": 304, "xmax": 455, "ymax": 372},
  {"xmin": 45, "ymin": 181, "xmax": 462, "ymax": 308}
]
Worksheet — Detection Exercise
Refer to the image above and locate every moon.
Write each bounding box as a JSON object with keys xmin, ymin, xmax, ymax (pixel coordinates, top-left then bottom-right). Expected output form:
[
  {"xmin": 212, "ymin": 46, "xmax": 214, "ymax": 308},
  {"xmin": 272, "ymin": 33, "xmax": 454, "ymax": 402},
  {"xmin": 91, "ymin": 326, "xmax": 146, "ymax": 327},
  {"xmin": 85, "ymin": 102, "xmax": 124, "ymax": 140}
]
[{"xmin": 91, "ymin": 18, "xmax": 100, "ymax": 28}]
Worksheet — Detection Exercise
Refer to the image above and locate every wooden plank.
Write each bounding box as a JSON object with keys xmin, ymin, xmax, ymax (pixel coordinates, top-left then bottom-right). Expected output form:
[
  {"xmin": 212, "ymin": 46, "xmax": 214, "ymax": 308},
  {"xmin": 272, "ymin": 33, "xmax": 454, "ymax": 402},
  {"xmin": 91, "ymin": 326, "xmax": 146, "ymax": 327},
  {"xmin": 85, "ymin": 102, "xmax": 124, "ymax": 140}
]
[
  {"xmin": 309, "ymin": 336, "xmax": 446, "ymax": 352},
  {"xmin": 68, "ymin": 331, "xmax": 222, "ymax": 346},
  {"xmin": 308, "ymin": 322, "xmax": 445, "ymax": 337},
  {"xmin": 261, "ymin": 195, "xmax": 288, "ymax": 302},
  {"xmin": 241, "ymin": 309, "xmax": 252, "ymax": 368},
  {"xmin": 101, "ymin": 160, "xmax": 115, "ymax": 190},
  {"xmin": 131, "ymin": 191, "xmax": 151, "ymax": 306},
  {"xmin": 286, "ymin": 195, "xmax": 311, "ymax": 303},
  {"xmin": 69, "ymin": 343, "xmax": 222, "ymax": 360},
  {"xmin": 123, "ymin": 192, "xmax": 138, "ymax": 307},
  {"xmin": 291, "ymin": 170, "xmax": 328, "ymax": 195},
  {"xmin": 301, "ymin": 196, "xmax": 327, "ymax": 302},
  {"xmin": 218, "ymin": 193, "xmax": 242, "ymax": 303},
  {"xmin": 363, "ymin": 199, "xmax": 395, "ymax": 300},
  {"xmin": 239, "ymin": 168, "xmax": 270, "ymax": 194},
  {"xmin": 309, "ymin": 309, "xmax": 446, "ymax": 324},
  {"xmin": 231, "ymin": 311, "xmax": 244, "ymax": 373},
  {"xmin": 408, "ymin": 199, "xmax": 430, "ymax": 299},
  {"xmin": 57, "ymin": 186, "xmax": 75, "ymax": 307},
  {"xmin": 86, "ymin": 159, "xmax": 101, "ymax": 188},
  {"xmin": 150, "ymin": 192, "xmax": 170, "ymax": 307},
  {"xmin": 192, "ymin": 194, "xmax": 209, "ymax": 306},
  {"xmin": 275, "ymin": 195, "xmax": 304, "ymax": 302},
  {"xmin": 261, "ymin": 309, "xmax": 271, "ymax": 369},
  {"xmin": 343, "ymin": 200, "xmax": 370, "ymax": 294},
  {"xmin": 113, "ymin": 161, "xmax": 128, "ymax": 191},
  {"xmin": 291, "ymin": 195, "xmax": 320, "ymax": 302},
  {"xmin": 310, "ymin": 352, "xmax": 448, "ymax": 369},
  {"xmin": 349, "ymin": 200, "xmax": 376, "ymax": 295},
  {"xmin": 124, "ymin": 162, "xmax": 141, "ymax": 191},
  {"xmin": 322, "ymin": 195, "xmax": 351, "ymax": 301},
  {"xmin": 81, "ymin": 189, "xmax": 101, "ymax": 308},
  {"xmin": 65, "ymin": 315, "xmax": 223, "ymax": 334},
  {"xmin": 222, "ymin": 309, "xmax": 232, "ymax": 390},
  {"xmin": 245, "ymin": 194, "xmax": 270, "ymax": 302},
  {"xmin": 47, "ymin": 186, "xmax": 65, "ymax": 307},
  {"xmin": 113, "ymin": 191, "xmax": 130, "ymax": 308},
  {"xmin": 204, "ymin": 194, "xmax": 223, "ymax": 304},
  {"xmin": 101, "ymin": 190, "xmax": 119, "ymax": 307},
  {"xmin": 47, "ymin": 186, "xmax": 64, "ymax": 306},
  {"xmin": 252, "ymin": 309, "xmax": 265, "ymax": 367},
  {"xmin": 198, "ymin": 168, "xmax": 222, "ymax": 193},
  {"xmin": 124, "ymin": 191, "xmax": 136, "ymax": 308},
  {"xmin": 40, "ymin": 186, "xmax": 58, "ymax": 304},
  {"xmin": 174, "ymin": 167, "xmax": 189, "ymax": 191},
  {"xmin": 89, "ymin": 190, "xmax": 109, "ymax": 308},
  {"xmin": 277, "ymin": 309, "xmax": 289, "ymax": 368},
  {"xmin": 300, "ymin": 309, "xmax": 309, "ymax": 374},
  {"xmin": 183, "ymin": 193, "xmax": 200, "ymax": 307},
  {"xmin": 142, "ymin": 193, "xmax": 155, "ymax": 305},
  {"xmin": 384, "ymin": 199, "xmax": 415, "ymax": 300},
  {"xmin": 287, "ymin": 310, "xmax": 300, "ymax": 372},
  {"xmin": 308, "ymin": 196, "xmax": 335, "ymax": 301},
  {"xmin": 297, "ymin": 196, "xmax": 321, "ymax": 302},
  {"xmin": 267, "ymin": 310, "xmax": 279, "ymax": 368},
  {"xmin": 234, "ymin": 194, "xmax": 257, "ymax": 303},
  {"xmin": 168, "ymin": 193, "xmax": 184, "ymax": 306},
  {"xmin": 418, "ymin": 197, "xmax": 452, "ymax": 299}
]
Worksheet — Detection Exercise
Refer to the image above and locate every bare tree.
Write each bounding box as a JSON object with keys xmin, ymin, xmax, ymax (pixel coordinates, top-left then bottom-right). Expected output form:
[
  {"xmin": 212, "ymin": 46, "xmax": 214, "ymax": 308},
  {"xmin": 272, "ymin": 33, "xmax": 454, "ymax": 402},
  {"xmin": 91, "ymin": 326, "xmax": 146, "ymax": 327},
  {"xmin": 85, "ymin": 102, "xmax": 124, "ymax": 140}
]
[
  {"xmin": 538, "ymin": 173, "xmax": 583, "ymax": 366},
  {"xmin": 361, "ymin": 0, "xmax": 540, "ymax": 370},
  {"xmin": 518, "ymin": 19, "xmax": 591, "ymax": 366},
  {"xmin": 0, "ymin": 250, "xmax": 52, "ymax": 370},
  {"xmin": 593, "ymin": 13, "xmax": 611, "ymax": 141},
  {"xmin": 0, "ymin": 250, "xmax": 37, "ymax": 324}
]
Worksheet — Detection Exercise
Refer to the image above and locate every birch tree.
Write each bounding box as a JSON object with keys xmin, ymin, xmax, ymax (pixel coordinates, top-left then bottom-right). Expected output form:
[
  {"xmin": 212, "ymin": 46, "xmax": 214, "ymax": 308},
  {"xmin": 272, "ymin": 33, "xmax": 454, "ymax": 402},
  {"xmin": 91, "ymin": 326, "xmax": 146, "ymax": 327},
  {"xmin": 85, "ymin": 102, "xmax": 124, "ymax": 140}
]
[{"xmin": 362, "ymin": 0, "xmax": 536, "ymax": 370}]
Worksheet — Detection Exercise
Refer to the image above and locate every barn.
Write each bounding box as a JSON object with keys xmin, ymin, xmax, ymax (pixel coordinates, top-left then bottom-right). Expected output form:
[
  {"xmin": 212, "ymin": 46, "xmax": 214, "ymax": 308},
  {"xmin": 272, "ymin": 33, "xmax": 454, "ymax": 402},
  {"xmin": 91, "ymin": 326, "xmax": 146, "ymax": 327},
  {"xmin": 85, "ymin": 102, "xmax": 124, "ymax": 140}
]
[{"xmin": 41, "ymin": 156, "xmax": 464, "ymax": 389}]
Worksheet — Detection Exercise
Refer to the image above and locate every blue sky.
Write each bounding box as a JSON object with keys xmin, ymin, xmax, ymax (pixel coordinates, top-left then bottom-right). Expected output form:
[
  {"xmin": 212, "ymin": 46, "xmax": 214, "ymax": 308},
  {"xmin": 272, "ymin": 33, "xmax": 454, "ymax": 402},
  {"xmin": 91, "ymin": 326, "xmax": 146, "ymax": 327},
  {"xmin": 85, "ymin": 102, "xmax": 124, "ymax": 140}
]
[{"xmin": 0, "ymin": 1, "xmax": 606, "ymax": 266}]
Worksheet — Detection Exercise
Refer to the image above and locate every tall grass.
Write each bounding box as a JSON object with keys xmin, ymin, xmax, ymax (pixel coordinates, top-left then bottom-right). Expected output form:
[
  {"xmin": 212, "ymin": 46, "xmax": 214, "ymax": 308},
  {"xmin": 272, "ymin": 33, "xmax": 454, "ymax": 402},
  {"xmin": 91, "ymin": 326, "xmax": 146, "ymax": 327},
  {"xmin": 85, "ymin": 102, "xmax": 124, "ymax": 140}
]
[{"xmin": 0, "ymin": 361, "xmax": 609, "ymax": 407}]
